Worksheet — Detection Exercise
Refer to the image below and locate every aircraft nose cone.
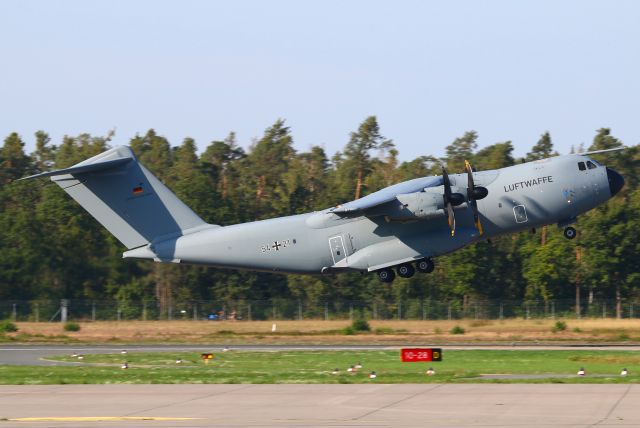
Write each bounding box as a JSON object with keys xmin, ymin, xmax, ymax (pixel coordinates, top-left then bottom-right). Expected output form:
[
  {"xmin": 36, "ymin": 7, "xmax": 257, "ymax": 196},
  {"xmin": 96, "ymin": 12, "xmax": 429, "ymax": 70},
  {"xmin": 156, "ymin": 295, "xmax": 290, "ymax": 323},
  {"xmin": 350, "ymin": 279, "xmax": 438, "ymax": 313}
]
[{"xmin": 606, "ymin": 167, "xmax": 624, "ymax": 196}]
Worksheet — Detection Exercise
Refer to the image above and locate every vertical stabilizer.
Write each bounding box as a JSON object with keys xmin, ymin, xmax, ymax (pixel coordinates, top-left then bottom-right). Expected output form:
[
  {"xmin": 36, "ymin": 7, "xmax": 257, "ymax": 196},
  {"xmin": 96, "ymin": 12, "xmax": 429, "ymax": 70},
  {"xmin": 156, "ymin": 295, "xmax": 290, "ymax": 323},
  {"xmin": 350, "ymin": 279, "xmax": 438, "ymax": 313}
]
[{"xmin": 24, "ymin": 146, "xmax": 211, "ymax": 249}]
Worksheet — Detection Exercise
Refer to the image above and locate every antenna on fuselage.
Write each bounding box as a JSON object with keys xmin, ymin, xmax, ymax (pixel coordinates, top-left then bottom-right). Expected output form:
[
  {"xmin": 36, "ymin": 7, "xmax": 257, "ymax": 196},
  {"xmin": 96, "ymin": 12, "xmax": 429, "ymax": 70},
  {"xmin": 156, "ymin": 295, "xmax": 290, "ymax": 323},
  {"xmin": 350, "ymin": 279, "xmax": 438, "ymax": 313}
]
[{"xmin": 576, "ymin": 147, "xmax": 627, "ymax": 156}]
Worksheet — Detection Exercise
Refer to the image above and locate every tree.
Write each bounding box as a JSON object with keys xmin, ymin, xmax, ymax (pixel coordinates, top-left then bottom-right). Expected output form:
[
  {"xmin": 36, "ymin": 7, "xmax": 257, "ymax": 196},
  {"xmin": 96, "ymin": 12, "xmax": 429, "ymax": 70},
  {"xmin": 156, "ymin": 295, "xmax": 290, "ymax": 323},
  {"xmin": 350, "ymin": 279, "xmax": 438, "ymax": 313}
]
[
  {"xmin": 242, "ymin": 119, "xmax": 296, "ymax": 219},
  {"xmin": 526, "ymin": 132, "xmax": 556, "ymax": 161},
  {"xmin": 0, "ymin": 133, "xmax": 31, "ymax": 184},
  {"xmin": 0, "ymin": 136, "xmax": 41, "ymax": 299},
  {"xmin": 55, "ymin": 133, "xmax": 110, "ymax": 169},
  {"xmin": 169, "ymin": 137, "xmax": 216, "ymax": 221},
  {"xmin": 201, "ymin": 132, "xmax": 244, "ymax": 199},
  {"xmin": 129, "ymin": 129, "xmax": 173, "ymax": 181},
  {"xmin": 397, "ymin": 155, "xmax": 440, "ymax": 181},
  {"xmin": 445, "ymin": 131, "xmax": 477, "ymax": 172},
  {"xmin": 474, "ymin": 142, "xmax": 515, "ymax": 170},
  {"xmin": 589, "ymin": 128, "xmax": 623, "ymax": 151},
  {"xmin": 342, "ymin": 116, "xmax": 393, "ymax": 199},
  {"xmin": 32, "ymin": 131, "xmax": 56, "ymax": 172},
  {"xmin": 521, "ymin": 229, "xmax": 576, "ymax": 303},
  {"xmin": 274, "ymin": 147, "xmax": 329, "ymax": 215},
  {"xmin": 364, "ymin": 148, "xmax": 401, "ymax": 196}
]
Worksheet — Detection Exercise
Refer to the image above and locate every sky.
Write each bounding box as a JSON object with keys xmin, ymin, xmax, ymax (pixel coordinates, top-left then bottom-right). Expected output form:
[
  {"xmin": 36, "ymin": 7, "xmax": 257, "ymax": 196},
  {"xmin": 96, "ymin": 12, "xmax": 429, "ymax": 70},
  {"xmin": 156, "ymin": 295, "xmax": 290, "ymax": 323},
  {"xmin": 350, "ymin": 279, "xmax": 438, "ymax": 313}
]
[{"xmin": 1, "ymin": 0, "xmax": 639, "ymax": 162}]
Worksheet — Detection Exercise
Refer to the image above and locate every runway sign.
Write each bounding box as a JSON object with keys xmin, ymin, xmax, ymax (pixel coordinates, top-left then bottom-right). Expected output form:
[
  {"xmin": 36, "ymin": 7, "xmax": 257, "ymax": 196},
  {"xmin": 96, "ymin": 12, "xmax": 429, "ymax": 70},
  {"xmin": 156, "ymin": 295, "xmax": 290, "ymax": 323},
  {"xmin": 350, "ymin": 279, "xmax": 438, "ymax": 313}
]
[{"xmin": 400, "ymin": 348, "xmax": 442, "ymax": 362}]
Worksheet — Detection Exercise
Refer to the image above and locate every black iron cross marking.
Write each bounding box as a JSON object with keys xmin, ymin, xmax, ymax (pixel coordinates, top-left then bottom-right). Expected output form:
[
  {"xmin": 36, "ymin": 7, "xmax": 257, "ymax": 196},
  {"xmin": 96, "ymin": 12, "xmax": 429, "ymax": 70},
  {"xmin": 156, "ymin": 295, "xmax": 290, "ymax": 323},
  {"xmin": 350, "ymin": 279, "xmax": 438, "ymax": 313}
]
[{"xmin": 272, "ymin": 241, "xmax": 282, "ymax": 251}]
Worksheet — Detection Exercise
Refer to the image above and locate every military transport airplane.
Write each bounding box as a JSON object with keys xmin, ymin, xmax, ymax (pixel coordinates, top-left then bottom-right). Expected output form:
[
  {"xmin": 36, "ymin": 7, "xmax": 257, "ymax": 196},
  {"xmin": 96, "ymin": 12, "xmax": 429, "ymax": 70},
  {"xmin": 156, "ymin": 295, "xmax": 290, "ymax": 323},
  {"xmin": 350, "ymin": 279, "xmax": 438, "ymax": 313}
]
[{"xmin": 21, "ymin": 146, "xmax": 624, "ymax": 283}]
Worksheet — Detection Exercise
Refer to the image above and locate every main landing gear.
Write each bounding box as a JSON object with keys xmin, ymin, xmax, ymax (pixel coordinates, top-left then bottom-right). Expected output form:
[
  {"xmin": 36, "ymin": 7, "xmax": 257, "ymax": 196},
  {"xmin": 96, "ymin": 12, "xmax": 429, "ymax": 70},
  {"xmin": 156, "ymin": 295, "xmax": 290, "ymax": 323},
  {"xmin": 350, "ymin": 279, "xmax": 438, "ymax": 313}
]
[
  {"xmin": 377, "ymin": 268, "xmax": 396, "ymax": 283},
  {"xmin": 416, "ymin": 258, "xmax": 435, "ymax": 273},
  {"xmin": 397, "ymin": 264, "xmax": 415, "ymax": 278},
  {"xmin": 376, "ymin": 258, "xmax": 434, "ymax": 283},
  {"xmin": 563, "ymin": 226, "xmax": 577, "ymax": 240}
]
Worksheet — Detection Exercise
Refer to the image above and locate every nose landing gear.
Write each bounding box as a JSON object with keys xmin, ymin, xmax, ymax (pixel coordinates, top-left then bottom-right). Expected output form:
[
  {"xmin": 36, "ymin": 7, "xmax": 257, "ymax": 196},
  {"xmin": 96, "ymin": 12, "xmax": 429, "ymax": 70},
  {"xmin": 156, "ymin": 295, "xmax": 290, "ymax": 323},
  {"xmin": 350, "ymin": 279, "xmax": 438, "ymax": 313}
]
[{"xmin": 563, "ymin": 226, "xmax": 577, "ymax": 240}]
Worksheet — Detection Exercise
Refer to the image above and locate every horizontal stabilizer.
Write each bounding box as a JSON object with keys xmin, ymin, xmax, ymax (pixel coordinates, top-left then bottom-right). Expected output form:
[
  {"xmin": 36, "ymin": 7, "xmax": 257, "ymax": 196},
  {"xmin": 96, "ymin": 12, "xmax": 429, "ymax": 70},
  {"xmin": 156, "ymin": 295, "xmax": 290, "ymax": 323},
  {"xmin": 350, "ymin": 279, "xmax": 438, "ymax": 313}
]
[{"xmin": 19, "ymin": 157, "xmax": 132, "ymax": 181}]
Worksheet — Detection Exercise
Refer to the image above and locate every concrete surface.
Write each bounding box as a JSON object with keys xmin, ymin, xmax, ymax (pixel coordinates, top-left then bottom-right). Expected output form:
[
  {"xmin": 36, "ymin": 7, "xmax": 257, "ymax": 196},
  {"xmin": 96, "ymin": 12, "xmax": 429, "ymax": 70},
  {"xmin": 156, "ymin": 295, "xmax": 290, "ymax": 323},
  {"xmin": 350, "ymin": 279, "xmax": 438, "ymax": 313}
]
[{"xmin": 0, "ymin": 384, "xmax": 637, "ymax": 427}]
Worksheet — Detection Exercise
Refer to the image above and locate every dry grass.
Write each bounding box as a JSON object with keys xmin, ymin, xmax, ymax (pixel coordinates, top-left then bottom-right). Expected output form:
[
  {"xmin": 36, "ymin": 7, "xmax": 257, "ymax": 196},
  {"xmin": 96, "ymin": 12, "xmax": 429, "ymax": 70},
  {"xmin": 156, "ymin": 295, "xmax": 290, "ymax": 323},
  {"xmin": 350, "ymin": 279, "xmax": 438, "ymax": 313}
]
[{"xmin": 6, "ymin": 318, "xmax": 640, "ymax": 344}]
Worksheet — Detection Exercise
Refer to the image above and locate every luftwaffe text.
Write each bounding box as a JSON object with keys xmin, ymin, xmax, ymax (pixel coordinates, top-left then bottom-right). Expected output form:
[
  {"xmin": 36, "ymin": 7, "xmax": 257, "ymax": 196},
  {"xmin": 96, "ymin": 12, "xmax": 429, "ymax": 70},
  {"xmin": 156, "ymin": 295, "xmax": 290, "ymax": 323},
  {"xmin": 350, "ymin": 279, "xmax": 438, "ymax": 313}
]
[{"xmin": 504, "ymin": 176, "xmax": 553, "ymax": 193}]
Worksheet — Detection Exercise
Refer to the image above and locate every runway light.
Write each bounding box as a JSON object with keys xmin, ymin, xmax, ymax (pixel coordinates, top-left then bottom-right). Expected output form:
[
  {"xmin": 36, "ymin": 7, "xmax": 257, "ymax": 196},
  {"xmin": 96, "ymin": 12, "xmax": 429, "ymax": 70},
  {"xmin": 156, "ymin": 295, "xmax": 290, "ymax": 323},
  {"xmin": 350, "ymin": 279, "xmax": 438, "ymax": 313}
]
[
  {"xmin": 121, "ymin": 362, "xmax": 128, "ymax": 369},
  {"xmin": 71, "ymin": 352, "xmax": 78, "ymax": 358},
  {"xmin": 577, "ymin": 367, "xmax": 586, "ymax": 376},
  {"xmin": 355, "ymin": 362, "xmax": 363, "ymax": 369},
  {"xmin": 121, "ymin": 350, "xmax": 127, "ymax": 355},
  {"xmin": 331, "ymin": 368, "xmax": 339, "ymax": 375},
  {"xmin": 77, "ymin": 355, "xmax": 84, "ymax": 360},
  {"xmin": 621, "ymin": 368, "xmax": 628, "ymax": 376},
  {"xmin": 426, "ymin": 368, "xmax": 435, "ymax": 376},
  {"xmin": 369, "ymin": 371, "xmax": 377, "ymax": 379},
  {"xmin": 175, "ymin": 358, "xmax": 183, "ymax": 364},
  {"xmin": 222, "ymin": 346, "xmax": 230, "ymax": 352}
]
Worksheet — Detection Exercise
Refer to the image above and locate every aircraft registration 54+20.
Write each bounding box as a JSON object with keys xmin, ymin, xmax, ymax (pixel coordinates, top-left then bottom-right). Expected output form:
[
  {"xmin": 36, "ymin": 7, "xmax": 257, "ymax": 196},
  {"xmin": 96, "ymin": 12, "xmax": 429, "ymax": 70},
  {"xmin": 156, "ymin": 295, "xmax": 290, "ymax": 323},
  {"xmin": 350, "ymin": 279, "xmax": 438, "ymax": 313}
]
[{"xmin": 21, "ymin": 146, "xmax": 624, "ymax": 283}]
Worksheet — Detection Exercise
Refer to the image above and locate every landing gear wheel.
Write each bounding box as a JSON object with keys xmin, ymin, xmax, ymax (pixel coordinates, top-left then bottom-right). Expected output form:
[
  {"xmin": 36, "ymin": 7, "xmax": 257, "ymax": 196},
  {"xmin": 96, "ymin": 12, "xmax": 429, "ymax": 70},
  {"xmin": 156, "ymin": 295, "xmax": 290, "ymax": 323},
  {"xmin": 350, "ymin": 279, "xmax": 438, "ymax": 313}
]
[
  {"xmin": 564, "ymin": 226, "xmax": 577, "ymax": 240},
  {"xmin": 377, "ymin": 268, "xmax": 396, "ymax": 283},
  {"xmin": 397, "ymin": 264, "xmax": 415, "ymax": 278},
  {"xmin": 416, "ymin": 258, "xmax": 435, "ymax": 273}
]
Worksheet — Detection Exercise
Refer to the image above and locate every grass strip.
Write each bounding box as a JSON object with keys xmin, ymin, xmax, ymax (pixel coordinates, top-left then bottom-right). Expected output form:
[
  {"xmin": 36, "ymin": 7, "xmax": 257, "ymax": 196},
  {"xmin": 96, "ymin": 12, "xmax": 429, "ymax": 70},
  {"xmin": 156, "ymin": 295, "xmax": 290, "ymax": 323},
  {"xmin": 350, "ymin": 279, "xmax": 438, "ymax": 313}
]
[{"xmin": 1, "ymin": 350, "xmax": 639, "ymax": 384}]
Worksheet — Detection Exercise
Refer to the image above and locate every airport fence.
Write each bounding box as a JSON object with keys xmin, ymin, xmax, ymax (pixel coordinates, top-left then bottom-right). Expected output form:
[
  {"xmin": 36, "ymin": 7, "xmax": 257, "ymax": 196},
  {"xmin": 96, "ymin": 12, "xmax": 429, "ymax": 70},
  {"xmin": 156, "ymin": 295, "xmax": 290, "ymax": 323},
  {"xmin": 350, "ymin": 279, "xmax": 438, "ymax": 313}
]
[{"xmin": 0, "ymin": 298, "xmax": 638, "ymax": 322}]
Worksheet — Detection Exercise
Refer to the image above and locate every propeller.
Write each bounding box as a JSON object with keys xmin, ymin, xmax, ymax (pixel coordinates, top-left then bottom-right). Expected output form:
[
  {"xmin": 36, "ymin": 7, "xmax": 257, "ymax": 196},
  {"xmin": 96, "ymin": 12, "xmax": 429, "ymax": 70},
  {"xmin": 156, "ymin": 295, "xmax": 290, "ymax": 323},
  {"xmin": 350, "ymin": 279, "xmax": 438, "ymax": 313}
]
[
  {"xmin": 442, "ymin": 167, "xmax": 465, "ymax": 236},
  {"xmin": 464, "ymin": 160, "xmax": 488, "ymax": 235}
]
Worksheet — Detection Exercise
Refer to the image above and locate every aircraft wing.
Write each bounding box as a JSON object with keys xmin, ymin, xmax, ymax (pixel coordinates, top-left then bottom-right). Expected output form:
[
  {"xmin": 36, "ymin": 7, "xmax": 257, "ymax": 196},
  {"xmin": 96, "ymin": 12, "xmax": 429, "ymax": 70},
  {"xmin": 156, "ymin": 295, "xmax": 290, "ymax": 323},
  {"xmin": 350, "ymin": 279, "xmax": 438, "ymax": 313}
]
[{"xmin": 331, "ymin": 176, "xmax": 442, "ymax": 214}]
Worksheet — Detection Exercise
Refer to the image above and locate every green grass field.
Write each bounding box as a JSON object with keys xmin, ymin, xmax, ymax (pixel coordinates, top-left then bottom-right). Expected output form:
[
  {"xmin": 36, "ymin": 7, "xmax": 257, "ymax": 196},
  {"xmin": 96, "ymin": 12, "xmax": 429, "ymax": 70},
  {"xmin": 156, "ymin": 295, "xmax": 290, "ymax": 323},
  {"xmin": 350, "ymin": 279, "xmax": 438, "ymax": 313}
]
[{"xmin": 1, "ymin": 350, "xmax": 639, "ymax": 384}]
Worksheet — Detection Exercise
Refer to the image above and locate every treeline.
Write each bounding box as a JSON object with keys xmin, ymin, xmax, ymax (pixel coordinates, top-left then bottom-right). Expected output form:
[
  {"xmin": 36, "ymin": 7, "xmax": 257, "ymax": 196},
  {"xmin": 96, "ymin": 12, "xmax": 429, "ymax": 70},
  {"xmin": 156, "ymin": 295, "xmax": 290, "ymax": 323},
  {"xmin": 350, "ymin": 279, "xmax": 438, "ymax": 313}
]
[{"xmin": 0, "ymin": 117, "xmax": 638, "ymax": 316}]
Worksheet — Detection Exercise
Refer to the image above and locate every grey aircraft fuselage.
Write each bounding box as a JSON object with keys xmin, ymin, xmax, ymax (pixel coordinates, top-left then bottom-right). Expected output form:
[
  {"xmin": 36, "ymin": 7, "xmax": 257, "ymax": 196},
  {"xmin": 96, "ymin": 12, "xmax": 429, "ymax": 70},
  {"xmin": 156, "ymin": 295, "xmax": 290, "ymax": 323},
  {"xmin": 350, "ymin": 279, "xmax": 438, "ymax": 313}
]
[
  {"xmin": 22, "ymin": 147, "xmax": 623, "ymax": 281},
  {"xmin": 125, "ymin": 153, "xmax": 622, "ymax": 275}
]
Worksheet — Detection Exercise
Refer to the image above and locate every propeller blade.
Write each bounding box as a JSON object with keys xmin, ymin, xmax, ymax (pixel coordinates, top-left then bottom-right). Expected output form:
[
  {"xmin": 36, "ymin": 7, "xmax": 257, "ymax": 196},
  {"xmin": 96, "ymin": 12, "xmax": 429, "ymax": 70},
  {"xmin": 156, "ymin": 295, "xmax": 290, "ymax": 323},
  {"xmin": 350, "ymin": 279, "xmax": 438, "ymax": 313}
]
[
  {"xmin": 465, "ymin": 160, "xmax": 474, "ymax": 189},
  {"xmin": 475, "ymin": 214, "xmax": 484, "ymax": 235},
  {"xmin": 442, "ymin": 167, "xmax": 452, "ymax": 198},
  {"xmin": 446, "ymin": 202, "xmax": 455, "ymax": 236},
  {"xmin": 464, "ymin": 160, "xmax": 488, "ymax": 200},
  {"xmin": 442, "ymin": 167, "xmax": 456, "ymax": 236},
  {"xmin": 465, "ymin": 160, "xmax": 485, "ymax": 236}
]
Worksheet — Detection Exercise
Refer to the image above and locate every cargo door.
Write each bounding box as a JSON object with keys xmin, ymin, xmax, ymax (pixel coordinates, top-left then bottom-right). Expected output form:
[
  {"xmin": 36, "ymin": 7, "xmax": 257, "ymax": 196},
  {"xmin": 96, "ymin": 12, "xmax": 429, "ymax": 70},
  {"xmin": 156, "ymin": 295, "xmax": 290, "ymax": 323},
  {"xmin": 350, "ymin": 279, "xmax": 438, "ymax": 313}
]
[{"xmin": 328, "ymin": 235, "xmax": 347, "ymax": 265}]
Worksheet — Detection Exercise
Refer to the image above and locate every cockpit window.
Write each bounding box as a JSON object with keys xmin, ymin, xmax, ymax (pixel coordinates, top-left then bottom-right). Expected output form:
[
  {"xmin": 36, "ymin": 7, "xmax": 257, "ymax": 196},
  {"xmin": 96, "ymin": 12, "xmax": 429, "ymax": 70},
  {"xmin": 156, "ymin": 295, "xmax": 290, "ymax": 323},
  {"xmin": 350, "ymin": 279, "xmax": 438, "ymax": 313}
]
[
  {"xmin": 587, "ymin": 160, "xmax": 597, "ymax": 169},
  {"xmin": 578, "ymin": 162, "xmax": 586, "ymax": 171},
  {"xmin": 590, "ymin": 159, "xmax": 601, "ymax": 166}
]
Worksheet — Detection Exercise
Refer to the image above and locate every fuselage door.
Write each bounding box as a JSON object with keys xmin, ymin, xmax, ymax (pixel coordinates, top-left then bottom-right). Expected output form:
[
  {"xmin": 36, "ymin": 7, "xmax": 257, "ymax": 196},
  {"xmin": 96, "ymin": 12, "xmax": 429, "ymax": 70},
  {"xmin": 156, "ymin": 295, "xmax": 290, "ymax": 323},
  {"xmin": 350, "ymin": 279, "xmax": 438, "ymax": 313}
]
[
  {"xmin": 513, "ymin": 204, "xmax": 528, "ymax": 223},
  {"xmin": 328, "ymin": 235, "xmax": 347, "ymax": 264}
]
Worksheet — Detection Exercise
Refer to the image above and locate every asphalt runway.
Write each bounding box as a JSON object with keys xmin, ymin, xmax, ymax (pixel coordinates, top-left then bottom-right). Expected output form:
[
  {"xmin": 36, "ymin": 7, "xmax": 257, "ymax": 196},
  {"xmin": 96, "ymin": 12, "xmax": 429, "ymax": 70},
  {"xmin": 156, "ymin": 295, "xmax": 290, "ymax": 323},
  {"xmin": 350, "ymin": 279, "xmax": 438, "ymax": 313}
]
[
  {"xmin": 0, "ymin": 345, "xmax": 401, "ymax": 366},
  {"xmin": 1, "ymin": 384, "xmax": 638, "ymax": 427},
  {"xmin": 4, "ymin": 344, "xmax": 640, "ymax": 366}
]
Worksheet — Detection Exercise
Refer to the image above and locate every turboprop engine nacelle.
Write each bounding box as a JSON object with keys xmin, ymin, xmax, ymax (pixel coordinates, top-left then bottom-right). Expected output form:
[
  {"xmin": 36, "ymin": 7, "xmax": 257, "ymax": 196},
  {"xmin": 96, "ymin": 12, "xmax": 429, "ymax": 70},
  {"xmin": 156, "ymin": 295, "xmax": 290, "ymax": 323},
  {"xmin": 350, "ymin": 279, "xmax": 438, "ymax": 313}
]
[{"xmin": 386, "ymin": 192, "xmax": 446, "ymax": 220}]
